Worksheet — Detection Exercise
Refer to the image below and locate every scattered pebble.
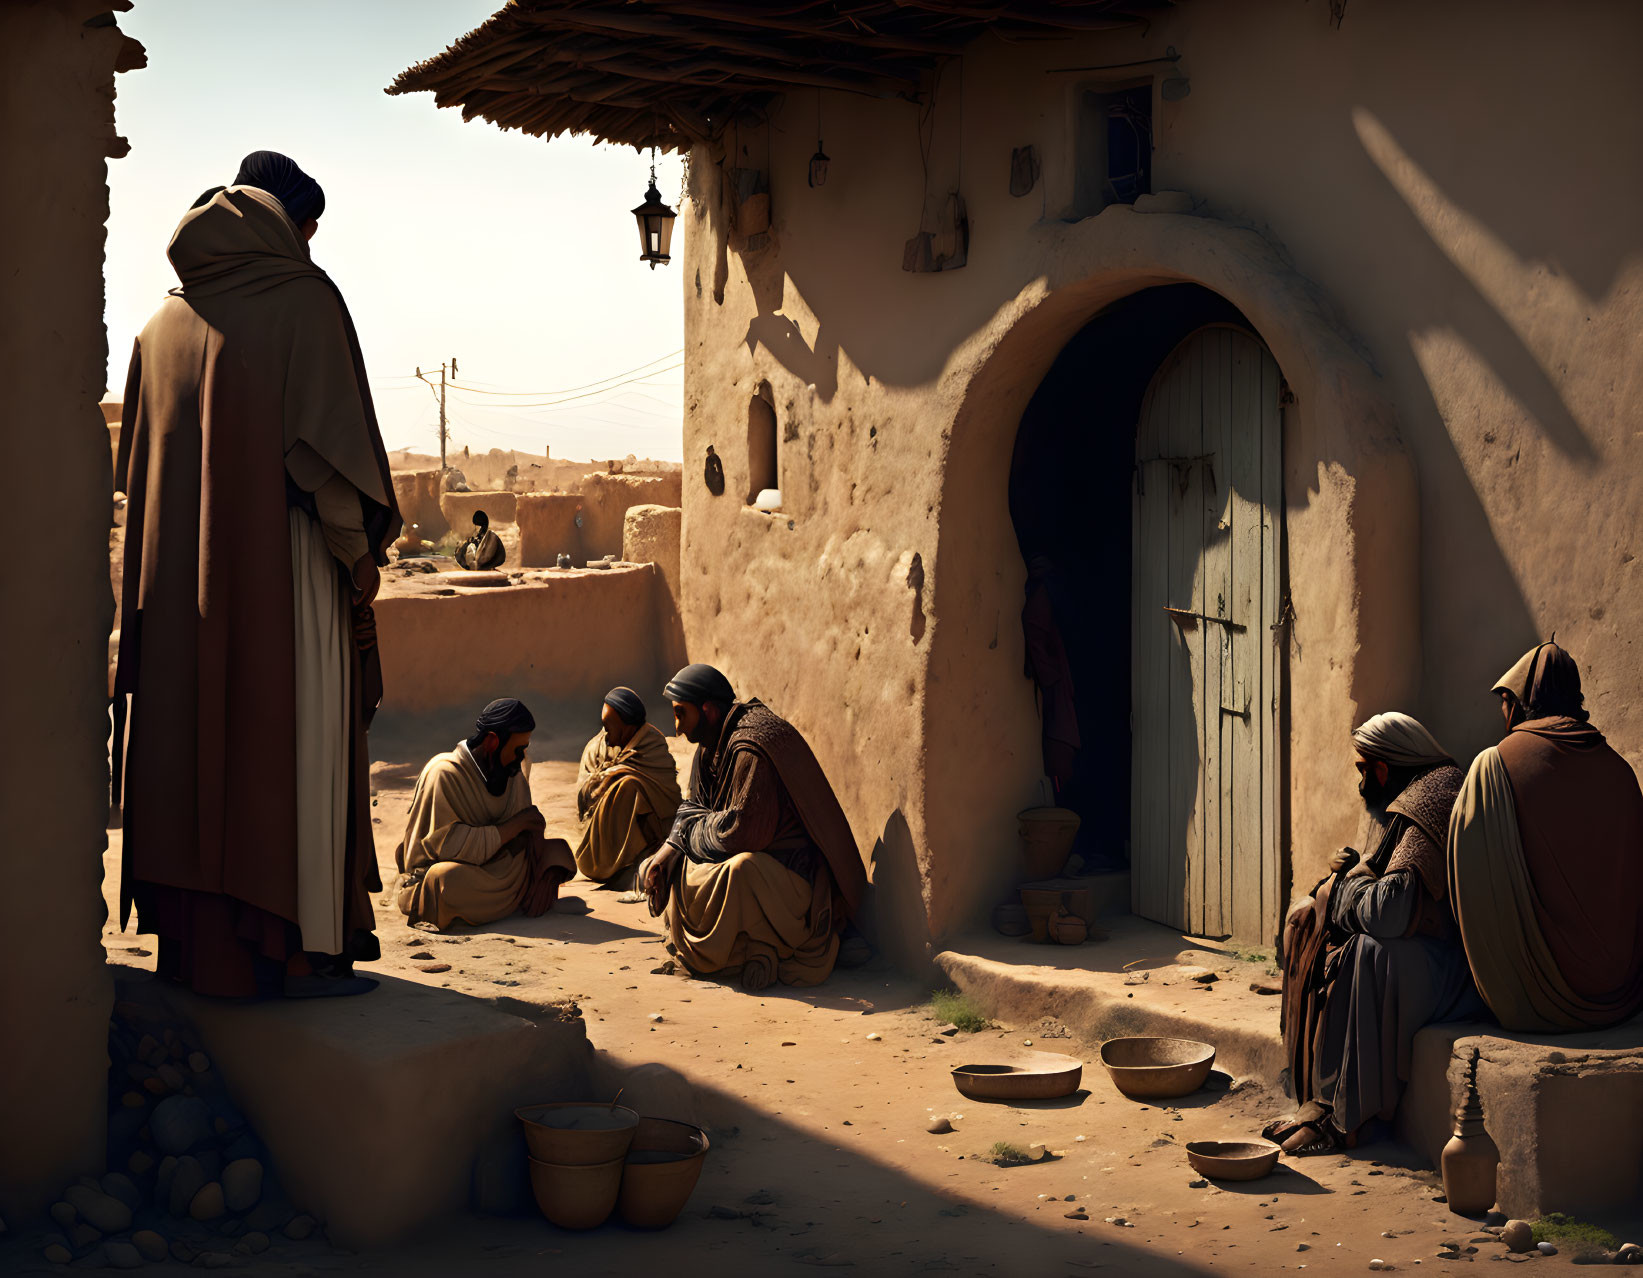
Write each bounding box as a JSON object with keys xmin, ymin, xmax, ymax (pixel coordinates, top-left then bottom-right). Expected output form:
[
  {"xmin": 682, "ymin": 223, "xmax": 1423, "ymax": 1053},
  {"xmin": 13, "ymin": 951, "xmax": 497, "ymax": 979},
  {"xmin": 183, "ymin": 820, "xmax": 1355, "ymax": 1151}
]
[
  {"xmin": 132, "ymin": 1230, "xmax": 168, "ymax": 1262},
  {"xmin": 1297, "ymin": 1244, "xmax": 1310, "ymax": 1252},
  {"xmin": 103, "ymin": 1240, "xmax": 144, "ymax": 1270},
  {"xmin": 1065, "ymin": 1208, "xmax": 1089, "ymax": 1220},
  {"xmin": 1536, "ymin": 1242, "xmax": 1556, "ymax": 1256},
  {"xmin": 866, "ymin": 1033, "xmax": 882, "ymax": 1042},
  {"xmin": 419, "ymin": 963, "xmax": 452, "ymax": 974},
  {"xmin": 408, "ymin": 950, "xmax": 435, "ymax": 961},
  {"xmin": 1188, "ymin": 1179, "xmax": 1208, "ymax": 1189},
  {"xmin": 1369, "ymin": 1262, "xmax": 1389, "ymax": 1272},
  {"xmin": 926, "ymin": 1117, "xmax": 953, "ymax": 1135},
  {"xmin": 283, "ymin": 1214, "xmax": 315, "ymax": 1241},
  {"xmin": 190, "ymin": 1181, "xmax": 226, "ymax": 1222},
  {"xmin": 649, "ymin": 1013, "xmax": 664, "ymax": 1023}
]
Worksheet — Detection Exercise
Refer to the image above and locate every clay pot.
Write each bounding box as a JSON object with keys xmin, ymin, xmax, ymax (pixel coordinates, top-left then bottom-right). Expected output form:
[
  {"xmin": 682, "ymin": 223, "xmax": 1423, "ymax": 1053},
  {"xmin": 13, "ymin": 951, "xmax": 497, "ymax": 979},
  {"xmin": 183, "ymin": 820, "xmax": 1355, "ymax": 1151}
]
[
  {"xmin": 1019, "ymin": 883, "xmax": 1093, "ymax": 942},
  {"xmin": 991, "ymin": 902, "xmax": 1030, "ymax": 937},
  {"xmin": 1017, "ymin": 807, "xmax": 1081, "ymax": 880},
  {"xmin": 1048, "ymin": 909, "xmax": 1088, "ymax": 945},
  {"xmin": 1185, "ymin": 1140, "xmax": 1280, "ymax": 1182},
  {"xmin": 1441, "ymin": 1048, "xmax": 1499, "ymax": 1216},
  {"xmin": 515, "ymin": 1103, "xmax": 639, "ymax": 1165},
  {"xmin": 527, "ymin": 1155, "xmax": 624, "ymax": 1230},
  {"xmin": 618, "ymin": 1118, "xmax": 710, "ymax": 1230},
  {"xmin": 1099, "ymin": 1037, "xmax": 1217, "ymax": 1099}
]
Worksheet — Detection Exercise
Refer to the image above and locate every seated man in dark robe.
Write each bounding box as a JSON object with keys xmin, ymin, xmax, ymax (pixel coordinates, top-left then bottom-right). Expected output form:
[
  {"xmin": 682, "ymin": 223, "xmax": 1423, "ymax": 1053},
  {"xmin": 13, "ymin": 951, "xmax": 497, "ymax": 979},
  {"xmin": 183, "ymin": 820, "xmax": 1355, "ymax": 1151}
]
[
  {"xmin": 1270, "ymin": 713, "xmax": 1480, "ymax": 1154},
  {"xmin": 636, "ymin": 664, "xmax": 866, "ymax": 992},
  {"xmin": 394, "ymin": 698, "xmax": 574, "ymax": 929},
  {"xmin": 456, "ymin": 509, "xmax": 505, "ymax": 570},
  {"xmin": 1449, "ymin": 643, "xmax": 1643, "ymax": 1031}
]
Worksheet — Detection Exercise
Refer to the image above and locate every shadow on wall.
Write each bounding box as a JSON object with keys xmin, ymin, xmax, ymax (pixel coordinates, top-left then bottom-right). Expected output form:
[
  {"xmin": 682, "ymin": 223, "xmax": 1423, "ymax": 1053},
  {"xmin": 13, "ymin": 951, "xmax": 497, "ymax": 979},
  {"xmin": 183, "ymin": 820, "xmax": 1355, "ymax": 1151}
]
[{"xmin": 858, "ymin": 809, "xmax": 935, "ymax": 977}]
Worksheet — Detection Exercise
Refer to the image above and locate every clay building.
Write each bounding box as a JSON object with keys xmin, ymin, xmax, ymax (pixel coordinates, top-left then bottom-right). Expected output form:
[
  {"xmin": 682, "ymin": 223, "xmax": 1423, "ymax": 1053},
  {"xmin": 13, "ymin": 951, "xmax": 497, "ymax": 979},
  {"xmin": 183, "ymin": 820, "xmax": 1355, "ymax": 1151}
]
[{"xmin": 392, "ymin": 0, "xmax": 1643, "ymax": 962}]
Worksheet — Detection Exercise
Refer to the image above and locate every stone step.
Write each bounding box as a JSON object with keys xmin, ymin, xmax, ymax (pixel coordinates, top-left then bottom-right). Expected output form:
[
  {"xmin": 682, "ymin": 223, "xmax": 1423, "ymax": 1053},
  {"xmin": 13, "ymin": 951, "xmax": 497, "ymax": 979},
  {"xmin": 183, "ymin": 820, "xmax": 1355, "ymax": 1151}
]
[{"xmin": 113, "ymin": 967, "xmax": 593, "ymax": 1246}]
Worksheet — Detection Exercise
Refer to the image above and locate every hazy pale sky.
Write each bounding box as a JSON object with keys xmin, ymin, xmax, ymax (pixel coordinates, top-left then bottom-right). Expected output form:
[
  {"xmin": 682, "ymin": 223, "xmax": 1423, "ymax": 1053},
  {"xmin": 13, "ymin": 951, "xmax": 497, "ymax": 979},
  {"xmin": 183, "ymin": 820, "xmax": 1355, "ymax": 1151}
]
[{"xmin": 106, "ymin": 0, "xmax": 687, "ymax": 462}]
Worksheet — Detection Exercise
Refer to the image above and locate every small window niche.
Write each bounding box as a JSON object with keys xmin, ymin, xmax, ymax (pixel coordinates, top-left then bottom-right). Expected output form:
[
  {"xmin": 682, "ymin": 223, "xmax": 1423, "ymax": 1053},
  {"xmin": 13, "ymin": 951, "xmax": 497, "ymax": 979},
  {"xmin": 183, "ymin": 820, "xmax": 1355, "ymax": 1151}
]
[
  {"xmin": 746, "ymin": 385, "xmax": 780, "ymax": 510},
  {"xmin": 1070, "ymin": 81, "xmax": 1153, "ymax": 218}
]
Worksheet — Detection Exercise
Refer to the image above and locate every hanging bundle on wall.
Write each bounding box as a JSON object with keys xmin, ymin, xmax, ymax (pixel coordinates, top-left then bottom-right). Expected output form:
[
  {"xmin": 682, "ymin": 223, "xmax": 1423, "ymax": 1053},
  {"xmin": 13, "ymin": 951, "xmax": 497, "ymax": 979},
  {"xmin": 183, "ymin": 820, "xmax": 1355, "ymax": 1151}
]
[
  {"xmin": 902, "ymin": 59, "xmax": 967, "ymax": 273},
  {"xmin": 1009, "ymin": 145, "xmax": 1041, "ymax": 197}
]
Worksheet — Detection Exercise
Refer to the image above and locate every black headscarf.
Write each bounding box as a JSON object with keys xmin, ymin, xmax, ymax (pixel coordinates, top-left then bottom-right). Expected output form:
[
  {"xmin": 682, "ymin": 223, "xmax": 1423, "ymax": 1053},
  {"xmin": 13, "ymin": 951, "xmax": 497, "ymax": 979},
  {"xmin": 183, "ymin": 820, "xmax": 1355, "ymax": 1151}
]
[
  {"xmin": 468, "ymin": 697, "xmax": 536, "ymax": 747},
  {"xmin": 664, "ymin": 663, "xmax": 735, "ymax": 709},
  {"xmin": 233, "ymin": 150, "xmax": 326, "ymax": 227},
  {"xmin": 603, "ymin": 686, "xmax": 646, "ymax": 726},
  {"xmin": 472, "ymin": 510, "xmax": 490, "ymax": 531}
]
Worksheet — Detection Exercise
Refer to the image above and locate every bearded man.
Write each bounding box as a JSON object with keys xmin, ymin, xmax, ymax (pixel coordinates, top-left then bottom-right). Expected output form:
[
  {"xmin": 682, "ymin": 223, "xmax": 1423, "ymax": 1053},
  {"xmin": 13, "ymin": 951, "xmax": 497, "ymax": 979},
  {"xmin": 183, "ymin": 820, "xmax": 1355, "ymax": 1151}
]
[
  {"xmin": 1269, "ymin": 713, "xmax": 1480, "ymax": 1155},
  {"xmin": 394, "ymin": 699, "xmax": 575, "ymax": 930},
  {"xmin": 1449, "ymin": 644, "xmax": 1643, "ymax": 1031},
  {"xmin": 572, "ymin": 687, "xmax": 682, "ymax": 887},
  {"xmin": 113, "ymin": 152, "xmax": 398, "ymax": 998},
  {"xmin": 636, "ymin": 664, "xmax": 866, "ymax": 991}
]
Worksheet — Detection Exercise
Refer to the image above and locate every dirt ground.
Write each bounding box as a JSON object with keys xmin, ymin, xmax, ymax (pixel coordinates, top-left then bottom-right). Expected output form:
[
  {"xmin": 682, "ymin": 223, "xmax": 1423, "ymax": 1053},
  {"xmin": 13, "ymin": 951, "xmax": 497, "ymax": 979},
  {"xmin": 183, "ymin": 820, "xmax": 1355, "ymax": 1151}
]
[{"xmin": 76, "ymin": 717, "xmax": 1634, "ymax": 1277}]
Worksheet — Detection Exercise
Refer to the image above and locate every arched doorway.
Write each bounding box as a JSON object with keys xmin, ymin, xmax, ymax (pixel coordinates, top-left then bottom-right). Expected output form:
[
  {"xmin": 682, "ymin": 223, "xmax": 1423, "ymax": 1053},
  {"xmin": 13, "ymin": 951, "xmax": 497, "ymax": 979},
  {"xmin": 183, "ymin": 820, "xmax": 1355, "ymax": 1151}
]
[
  {"xmin": 1008, "ymin": 286, "xmax": 1285, "ymax": 944},
  {"xmin": 1132, "ymin": 325, "xmax": 1283, "ymax": 941}
]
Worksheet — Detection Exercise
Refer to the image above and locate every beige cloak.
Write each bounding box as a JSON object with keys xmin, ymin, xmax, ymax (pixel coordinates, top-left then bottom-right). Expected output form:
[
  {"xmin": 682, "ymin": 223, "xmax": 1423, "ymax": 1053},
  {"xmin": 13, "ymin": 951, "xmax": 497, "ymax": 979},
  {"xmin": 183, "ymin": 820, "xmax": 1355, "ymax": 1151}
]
[
  {"xmin": 394, "ymin": 743, "xmax": 574, "ymax": 930},
  {"xmin": 573, "ymin": 724, "xmax": 682, "ymax": 882}
]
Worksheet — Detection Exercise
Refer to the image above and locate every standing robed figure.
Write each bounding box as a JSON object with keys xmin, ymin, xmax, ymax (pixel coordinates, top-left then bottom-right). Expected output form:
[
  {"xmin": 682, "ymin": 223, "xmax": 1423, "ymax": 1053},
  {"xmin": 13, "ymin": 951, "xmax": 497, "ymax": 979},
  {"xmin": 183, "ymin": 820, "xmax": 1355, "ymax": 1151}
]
[{"xmin": 112, "ymin": 153, "xmax": 400, "ymax": 997}]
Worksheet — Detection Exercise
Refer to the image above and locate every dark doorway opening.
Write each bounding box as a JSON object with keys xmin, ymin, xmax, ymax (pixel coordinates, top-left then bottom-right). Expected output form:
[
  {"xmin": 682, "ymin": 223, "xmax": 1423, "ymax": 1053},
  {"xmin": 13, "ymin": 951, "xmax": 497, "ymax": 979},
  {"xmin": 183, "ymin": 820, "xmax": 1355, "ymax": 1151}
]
[{"xmin": 1008, "ymin": 283, "xmax": 1253, "ymax": 873}]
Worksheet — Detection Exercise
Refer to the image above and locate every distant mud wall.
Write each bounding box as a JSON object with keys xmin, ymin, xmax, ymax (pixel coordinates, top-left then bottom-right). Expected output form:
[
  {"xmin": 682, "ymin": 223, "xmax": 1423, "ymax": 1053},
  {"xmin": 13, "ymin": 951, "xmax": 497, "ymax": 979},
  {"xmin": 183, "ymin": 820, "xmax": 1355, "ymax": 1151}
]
[
  {"xmin": 624, "ymin": 504, "xmax": 686, "ymax": 675},
  {"xmin": 373, "ymin": 570, "xmax": 660, "ymax": 723}
]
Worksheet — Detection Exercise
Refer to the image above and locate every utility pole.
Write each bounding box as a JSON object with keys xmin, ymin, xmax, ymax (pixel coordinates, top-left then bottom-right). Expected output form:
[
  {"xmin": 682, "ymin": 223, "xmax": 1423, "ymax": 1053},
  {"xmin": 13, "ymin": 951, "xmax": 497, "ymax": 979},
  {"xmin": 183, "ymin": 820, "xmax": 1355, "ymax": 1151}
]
[{"xmin": 414, "ymin": 357, "xmax": 458, "ymax": 470}]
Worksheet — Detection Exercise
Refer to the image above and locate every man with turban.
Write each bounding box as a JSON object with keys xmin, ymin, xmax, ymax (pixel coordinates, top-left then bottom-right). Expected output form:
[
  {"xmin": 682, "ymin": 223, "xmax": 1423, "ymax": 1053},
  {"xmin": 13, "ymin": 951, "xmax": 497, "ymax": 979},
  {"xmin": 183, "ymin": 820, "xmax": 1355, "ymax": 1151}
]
[
  {"xmin": 636, "ymin": 664, "xmax": 867, "ymax": 991},
  {"xmin": 113, "ymin": 151, "xmax": 398, "ymax": 997},
  {"xmin": 1268, "ymin": 713, "xmax": 1479, "ymax": 1154},
  {"xmin": 1448, "ymin": 644, "xmax": 1643, "ymax": 1031},
  {"xmin": 572, "ymin": 687, "xmax": 682, "ymax": 886},
  {"xmin": 393, "ymin": 699, "xmax": 575, "ymax": 929}
]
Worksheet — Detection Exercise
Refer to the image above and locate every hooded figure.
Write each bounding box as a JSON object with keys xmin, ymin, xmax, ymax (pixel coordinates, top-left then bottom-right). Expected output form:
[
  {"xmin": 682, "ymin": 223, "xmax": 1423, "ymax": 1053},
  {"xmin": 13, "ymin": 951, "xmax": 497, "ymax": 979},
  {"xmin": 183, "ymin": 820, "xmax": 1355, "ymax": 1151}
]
[
  {"xmin": 1448, "ymin": 644, "xmax": 1643, "ymax": 1031},
  {"xmin": 113, "ymin": 159, "xmax": 400, "ymax": 998},
  {"xmin": 457, "ymin": 509, "xmax": 506, "ymax": 571},
  {"xmin": 572, "ymin": 687, "xmax": 683, "ymax": 885}
]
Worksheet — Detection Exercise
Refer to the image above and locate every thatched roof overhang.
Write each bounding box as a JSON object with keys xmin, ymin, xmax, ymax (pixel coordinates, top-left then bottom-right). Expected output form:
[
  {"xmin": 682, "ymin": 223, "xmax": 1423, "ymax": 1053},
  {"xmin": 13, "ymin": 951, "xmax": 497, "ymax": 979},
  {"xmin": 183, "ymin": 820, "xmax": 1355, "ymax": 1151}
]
[{"xmin": 387, "ymin": 1, "xmax": 1171, "ymax": 153}]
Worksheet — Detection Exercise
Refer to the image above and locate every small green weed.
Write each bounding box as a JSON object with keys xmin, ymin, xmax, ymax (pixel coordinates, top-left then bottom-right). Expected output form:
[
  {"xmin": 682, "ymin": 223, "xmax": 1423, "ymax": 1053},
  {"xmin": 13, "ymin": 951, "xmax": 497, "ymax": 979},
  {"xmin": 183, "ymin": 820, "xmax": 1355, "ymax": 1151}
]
[
  {"xmin": 1231, "ymin": 947, "xmax": 1271, "ymax": 964},
  {"xmin": 987, "ymin": 1141, "xmax": 1034, "ymax": 1167},
  {"xmin": 929, "ymin": 988, "xmax": 989, "ymax": 1033},
  {"xmin": 1532, "ymin": 1213, "xmax": 1618, "ymax": 1254}
]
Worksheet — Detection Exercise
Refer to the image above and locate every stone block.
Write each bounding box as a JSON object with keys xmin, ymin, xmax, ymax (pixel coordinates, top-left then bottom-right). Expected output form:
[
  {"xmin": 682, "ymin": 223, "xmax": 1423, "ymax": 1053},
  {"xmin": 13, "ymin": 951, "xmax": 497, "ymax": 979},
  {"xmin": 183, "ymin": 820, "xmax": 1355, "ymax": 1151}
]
[
  {"xmin": 441, "ymin": 490, "xmax": 517, "ymax": 531},
  {"xmin": 1398, "ymin": 1018, "xmax": 1643, "ymax": 1218},
  {"xmin": 120, "ymin": 971, "xmax": 593, "ymax": 1246}
]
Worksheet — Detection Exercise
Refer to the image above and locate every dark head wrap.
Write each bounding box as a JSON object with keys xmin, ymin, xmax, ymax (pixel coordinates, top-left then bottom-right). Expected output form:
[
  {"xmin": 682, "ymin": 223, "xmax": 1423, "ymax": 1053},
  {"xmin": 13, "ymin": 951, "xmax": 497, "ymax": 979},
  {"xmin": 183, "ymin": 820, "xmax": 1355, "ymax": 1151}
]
[
  {"xmin": 469, "ymin": 697, "xmax": 536, "ymax": 745},
  {"xmin": 472, "ymin": 510, "xmax": 489, "ymax": 531},
  {"xmin": 664, "ymin": 663, "xmax": 735, "ymax": 709},
  {"xmin": 233, "ymin": 150, "xmax": 325, "ymax": 227},
  {"xmin": 1493, "ymin": 642, "xmax": 1588, "ymax": 723},
  {"xmin": 603, "ymin": 686, "xmax": 646, "ymax": 726}
]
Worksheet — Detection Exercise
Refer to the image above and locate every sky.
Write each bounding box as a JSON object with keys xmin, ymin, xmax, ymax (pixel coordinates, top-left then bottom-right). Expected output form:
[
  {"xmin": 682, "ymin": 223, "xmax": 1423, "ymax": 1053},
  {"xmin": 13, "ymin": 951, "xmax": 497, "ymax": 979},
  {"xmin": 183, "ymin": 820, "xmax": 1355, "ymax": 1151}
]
[{"xmin": 105, "ymin": 0, "xmax": 687, "ymax": 462}]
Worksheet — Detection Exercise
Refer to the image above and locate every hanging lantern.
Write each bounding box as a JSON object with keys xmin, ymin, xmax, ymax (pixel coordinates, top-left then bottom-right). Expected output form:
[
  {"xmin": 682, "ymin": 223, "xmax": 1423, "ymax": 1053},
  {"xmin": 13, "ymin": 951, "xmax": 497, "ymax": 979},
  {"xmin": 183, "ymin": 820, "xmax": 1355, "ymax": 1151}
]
[
  {"xmin": 632, "ymin": 148, "xmax": 676, "ymax": 269},
  {"xmin": 809, "ymin": 90, "xmax": 830, "ymax": 188},
  {"xmin": 808, "ymin": 141, "xmax": 830, "ymax": 188}
]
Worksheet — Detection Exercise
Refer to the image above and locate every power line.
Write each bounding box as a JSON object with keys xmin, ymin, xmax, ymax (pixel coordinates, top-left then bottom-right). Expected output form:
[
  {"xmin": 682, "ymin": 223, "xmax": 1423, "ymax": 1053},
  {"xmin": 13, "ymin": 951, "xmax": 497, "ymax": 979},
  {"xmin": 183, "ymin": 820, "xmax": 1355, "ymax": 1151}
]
[
  {"xmin": 445, "ymin": 349, "xmax": 683, "ymax": 398},
  {"xmin": 446, "ymin": 362, "xmax": 683, "ymax": 409}
]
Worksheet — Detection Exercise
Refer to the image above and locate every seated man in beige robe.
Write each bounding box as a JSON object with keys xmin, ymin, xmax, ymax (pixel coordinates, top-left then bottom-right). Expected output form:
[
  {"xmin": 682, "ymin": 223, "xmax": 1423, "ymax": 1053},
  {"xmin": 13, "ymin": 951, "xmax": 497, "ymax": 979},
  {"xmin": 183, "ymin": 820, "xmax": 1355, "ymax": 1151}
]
[
  {"xmin": 573, "ymin": 686, "xmax": 682, "ymax": 887},
  {"xmin": 637, "ymin": 664, "xmax": 867, "ymax": 992},
  {"xmin": 1449, "ymin": 643, "xmax": 1643, "ymax": 1031},
  {"xmin": 394, "ymin": 698, "xmax": 574, "ymax": 929}
]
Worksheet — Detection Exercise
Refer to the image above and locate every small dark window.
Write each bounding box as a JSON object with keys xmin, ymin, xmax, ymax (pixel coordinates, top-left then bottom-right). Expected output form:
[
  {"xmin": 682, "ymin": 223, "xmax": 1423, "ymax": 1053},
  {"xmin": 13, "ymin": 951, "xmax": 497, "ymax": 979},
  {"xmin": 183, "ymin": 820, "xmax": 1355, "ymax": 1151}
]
[
  {"xmin": 1071, "ymin": 82, "xmax": 1153, "ymax": 217},
  {"xmin": 746, "ymin": 393, "xmax": 778, "ymax": 504}
]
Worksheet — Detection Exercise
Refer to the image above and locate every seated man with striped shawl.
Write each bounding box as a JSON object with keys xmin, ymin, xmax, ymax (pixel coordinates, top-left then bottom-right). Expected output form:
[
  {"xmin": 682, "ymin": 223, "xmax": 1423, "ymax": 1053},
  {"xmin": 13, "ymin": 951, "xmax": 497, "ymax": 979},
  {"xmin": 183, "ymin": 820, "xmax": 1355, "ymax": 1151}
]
[
  {"xmin": 1268, "ymin": 713, "xmax": 1482, "ymax": 1155},
  {"xmin": 572, "ymin": 686, "xmax": 683, "ymax": 887},
  {"xmin": 637, "ymin": 664, "xmax": 866, "ymax": 992},
  {"xmin": 1449, "ymin": 644, "xmax": 1643, "ymax": 1032},
  {"xmin": 394, "ymin": 698, "xmax": 575, "ymax": 929}
]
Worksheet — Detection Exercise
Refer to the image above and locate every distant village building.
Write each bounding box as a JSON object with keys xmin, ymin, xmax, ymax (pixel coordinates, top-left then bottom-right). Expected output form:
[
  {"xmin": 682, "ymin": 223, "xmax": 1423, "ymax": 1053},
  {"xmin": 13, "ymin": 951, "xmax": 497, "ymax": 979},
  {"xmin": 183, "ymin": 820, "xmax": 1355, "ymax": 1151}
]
[{"xmin": 390, "ymin": 0, "xmax": 1643, "ymax": 956}]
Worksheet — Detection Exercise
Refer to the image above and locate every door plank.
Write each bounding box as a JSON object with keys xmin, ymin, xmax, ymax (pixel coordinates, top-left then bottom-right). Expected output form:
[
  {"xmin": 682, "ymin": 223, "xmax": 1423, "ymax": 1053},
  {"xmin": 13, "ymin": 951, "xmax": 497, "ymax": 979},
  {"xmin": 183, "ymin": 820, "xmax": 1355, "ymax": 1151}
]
[
  {"xmin": 1165, "ymin": 341, "xmax": 1205, "ymax": 935},
  {"xmin": 1229, "ymin": 331, "xmax": 1266, "ymax": 943},
  {"xmin": 1200, "ymin": 329, "xmax": 1232, "ymax": 937},
  {"xmin": 1260, "ymin": 347, "xmax": 1285, "ymax": 945}
]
